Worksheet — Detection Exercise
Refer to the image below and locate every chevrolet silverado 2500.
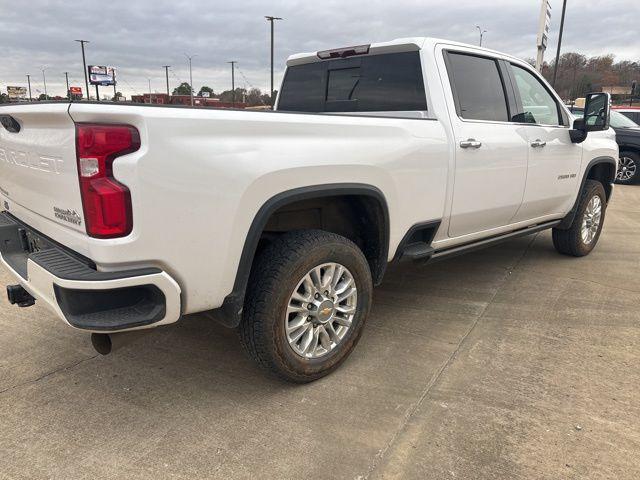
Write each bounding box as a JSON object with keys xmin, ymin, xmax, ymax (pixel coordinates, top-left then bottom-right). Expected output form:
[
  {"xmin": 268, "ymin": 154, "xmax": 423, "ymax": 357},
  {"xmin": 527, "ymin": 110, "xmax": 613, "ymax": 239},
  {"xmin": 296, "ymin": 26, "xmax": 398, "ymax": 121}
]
[{"xmin": 0, "ymin": 38, "xmax": 618, "ymax": 382}]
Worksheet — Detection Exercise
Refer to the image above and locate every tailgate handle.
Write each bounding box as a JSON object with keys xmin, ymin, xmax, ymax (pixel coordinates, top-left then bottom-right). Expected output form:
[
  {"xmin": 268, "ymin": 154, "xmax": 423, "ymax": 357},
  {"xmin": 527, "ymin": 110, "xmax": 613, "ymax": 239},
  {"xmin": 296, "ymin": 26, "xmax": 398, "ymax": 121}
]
[{"xmin": 0, "ymin": 115, "xmax": 21, "ymax": 133}]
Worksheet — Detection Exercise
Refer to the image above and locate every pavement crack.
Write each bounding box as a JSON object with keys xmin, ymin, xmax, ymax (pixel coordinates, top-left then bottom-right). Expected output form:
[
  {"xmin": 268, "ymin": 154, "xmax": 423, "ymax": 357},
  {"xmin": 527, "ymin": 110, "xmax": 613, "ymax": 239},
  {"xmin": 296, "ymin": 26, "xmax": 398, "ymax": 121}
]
[
  {"xmin": 360, "ymin": 235, "xmax": 537, "ymax": 480},
  {"xmin": 0, "ymin": 354, "xmax": 99, "ymax": 396}
]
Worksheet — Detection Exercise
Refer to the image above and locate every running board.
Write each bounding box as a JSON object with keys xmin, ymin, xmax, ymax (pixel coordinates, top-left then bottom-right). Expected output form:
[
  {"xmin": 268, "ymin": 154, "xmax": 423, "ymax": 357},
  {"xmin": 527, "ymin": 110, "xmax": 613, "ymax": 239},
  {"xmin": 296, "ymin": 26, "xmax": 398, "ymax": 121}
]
[
  {"xmin": 400, "ymin": 242, "xmax": 435, "ymax": 261},
  {"xmin": 428, "ymin": 220, "xmax": 561, "ymax": 263}
]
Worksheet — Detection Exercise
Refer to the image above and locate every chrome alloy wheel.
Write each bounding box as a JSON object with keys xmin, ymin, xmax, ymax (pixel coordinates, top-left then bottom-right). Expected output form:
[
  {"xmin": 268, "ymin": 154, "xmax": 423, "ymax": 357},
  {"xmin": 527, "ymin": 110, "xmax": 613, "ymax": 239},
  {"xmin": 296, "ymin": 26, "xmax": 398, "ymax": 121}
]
[
  {"xmin": 581, "ymin": 195, "xmax": 602, "ymax": 245},
  {"xmin": 285, "ymin": 263, "xmax": 357, "ymax": 359},
  {"xmin": 617, "ymin": 156, "xmax": 637, "ymax": 182}
]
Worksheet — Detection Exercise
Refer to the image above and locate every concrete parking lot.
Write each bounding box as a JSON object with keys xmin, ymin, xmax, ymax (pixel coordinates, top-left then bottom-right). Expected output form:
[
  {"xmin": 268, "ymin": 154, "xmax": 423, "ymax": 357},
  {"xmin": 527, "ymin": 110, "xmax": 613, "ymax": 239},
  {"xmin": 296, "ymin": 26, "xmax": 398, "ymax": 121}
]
[{"xmin": 1, "ymin": 186, "xmax": 639, "ymax": 480}]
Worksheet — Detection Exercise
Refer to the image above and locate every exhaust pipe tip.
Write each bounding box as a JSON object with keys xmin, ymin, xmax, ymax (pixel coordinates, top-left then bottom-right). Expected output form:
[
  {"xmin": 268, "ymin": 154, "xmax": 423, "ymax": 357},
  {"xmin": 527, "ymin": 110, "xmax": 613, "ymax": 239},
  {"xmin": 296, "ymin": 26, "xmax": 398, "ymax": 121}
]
[
  {"xmin": 90, "ymin": 330, "xmax": 148, "ymax": 355},
  {"xmin": 91, "ymin": 333, "xmax": 112, "ymax": 355}
]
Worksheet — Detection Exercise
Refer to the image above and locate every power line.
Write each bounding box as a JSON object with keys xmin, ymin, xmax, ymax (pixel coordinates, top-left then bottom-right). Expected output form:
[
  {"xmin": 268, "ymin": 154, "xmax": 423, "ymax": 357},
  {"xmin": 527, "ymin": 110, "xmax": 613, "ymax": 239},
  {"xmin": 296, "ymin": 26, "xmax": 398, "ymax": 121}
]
[
  {"xmin": 170, "ymin": 69, "xmax": 184, "ymax": 87},
  {"xmin": 114, "ymin": 73, "xmax": 141, "ymax": 97},
  {"xmin": 236, "ymin": 67, "xmax": 269, "ymax": 106}
]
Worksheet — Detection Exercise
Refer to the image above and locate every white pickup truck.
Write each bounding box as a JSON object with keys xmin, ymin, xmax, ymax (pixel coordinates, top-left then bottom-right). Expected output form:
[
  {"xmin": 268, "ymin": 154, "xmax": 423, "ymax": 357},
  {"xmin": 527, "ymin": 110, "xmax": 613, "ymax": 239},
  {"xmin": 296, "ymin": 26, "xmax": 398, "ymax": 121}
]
[{"xmin": 0, "ymin": 38, "xmax": 618, "ymax": 382}]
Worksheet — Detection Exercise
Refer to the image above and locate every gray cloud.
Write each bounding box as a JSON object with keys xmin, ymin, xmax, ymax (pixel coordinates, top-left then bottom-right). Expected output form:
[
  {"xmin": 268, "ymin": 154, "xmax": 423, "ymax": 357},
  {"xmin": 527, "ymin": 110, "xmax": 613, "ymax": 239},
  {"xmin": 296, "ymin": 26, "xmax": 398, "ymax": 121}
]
[{"xmin": 1, "ymin": 0, "xmax": 638, "ymax": 98}]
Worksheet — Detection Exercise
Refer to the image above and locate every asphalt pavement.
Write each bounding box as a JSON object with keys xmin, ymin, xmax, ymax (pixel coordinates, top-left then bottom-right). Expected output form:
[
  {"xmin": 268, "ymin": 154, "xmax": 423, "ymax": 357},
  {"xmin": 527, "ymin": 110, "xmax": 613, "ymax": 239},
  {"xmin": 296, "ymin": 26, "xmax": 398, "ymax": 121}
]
[{"xmin": 1, "ymin": 185, "xmax": 638, "ymax": 480}]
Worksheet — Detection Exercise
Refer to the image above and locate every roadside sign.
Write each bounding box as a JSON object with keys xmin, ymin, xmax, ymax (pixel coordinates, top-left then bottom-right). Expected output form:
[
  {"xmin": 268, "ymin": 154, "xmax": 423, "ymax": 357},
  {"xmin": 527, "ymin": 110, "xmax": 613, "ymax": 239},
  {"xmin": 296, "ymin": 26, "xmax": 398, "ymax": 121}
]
[
  {"xmin": 69, "ymin": 86, "xmax": 83, "ymax": 96},
  {"xmin": 88, "ymin": 65, "xmax": 116, "ymax": 86},
  {"xmin": 7, "ymin": 86, "xmax": 27, "ymax": 99},
  {"xmin": 535, "ymin": 0, "xmax": 551, "ymax": 72}
]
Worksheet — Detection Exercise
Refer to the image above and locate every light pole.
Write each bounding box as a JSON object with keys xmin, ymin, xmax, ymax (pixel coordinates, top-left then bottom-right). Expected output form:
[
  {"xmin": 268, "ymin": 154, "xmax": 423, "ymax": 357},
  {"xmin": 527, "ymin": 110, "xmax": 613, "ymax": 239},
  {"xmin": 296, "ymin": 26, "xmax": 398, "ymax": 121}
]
[
  {"xmin": 75, "ymin": 39, "xmax": 90, "ymax": 100},
  {"xmin": 228, "ymin": 61, "xmax": 237, "ymax": 107},
  {"xmin": 64, "ymin": 72, "xmax": 70, "ymax": 99},
  {"xmin": 26, "ymin": 74, "xmax": 32, "ymax": 101},
  {"xmin": 551, "ymin": 0, "xmax": 567, "ymax": 88},
  {"xmin": 265, "ymin": 16, "xmax": 283, "ymax": 104},
  {"xmin": 162, "ymin": 65, "xmax": 170, "ymax": 96},
  {"xmin": 148, "ymin": 78, "xmax": 152, "ymax": 104},
  {"xmin": 475, "ymin": 25, "xmax": 487, "ymax": 47},
  {"xmin": 185, "ymin": 53, "xmax": 196, "ymax": 106},
  {"xmin": 42, "ymin": 68, "xmax": 47, "ymax": 99}
]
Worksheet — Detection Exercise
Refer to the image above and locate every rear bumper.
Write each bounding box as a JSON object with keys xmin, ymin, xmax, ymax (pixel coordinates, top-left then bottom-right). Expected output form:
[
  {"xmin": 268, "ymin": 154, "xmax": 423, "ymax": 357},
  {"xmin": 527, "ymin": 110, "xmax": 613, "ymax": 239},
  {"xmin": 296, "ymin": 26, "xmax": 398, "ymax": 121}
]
[{"xmin": 0, "ymin": 211, "xmax": 181, "ymax": 332}]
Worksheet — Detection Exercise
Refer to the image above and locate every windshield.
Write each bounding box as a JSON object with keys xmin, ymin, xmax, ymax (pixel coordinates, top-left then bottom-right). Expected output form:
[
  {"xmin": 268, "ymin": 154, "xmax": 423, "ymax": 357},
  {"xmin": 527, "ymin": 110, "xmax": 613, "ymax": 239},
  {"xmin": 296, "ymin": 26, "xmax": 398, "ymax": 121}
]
[{"xmin": 610, "ymin": 110, "xmax": 639, "ymax": 128}]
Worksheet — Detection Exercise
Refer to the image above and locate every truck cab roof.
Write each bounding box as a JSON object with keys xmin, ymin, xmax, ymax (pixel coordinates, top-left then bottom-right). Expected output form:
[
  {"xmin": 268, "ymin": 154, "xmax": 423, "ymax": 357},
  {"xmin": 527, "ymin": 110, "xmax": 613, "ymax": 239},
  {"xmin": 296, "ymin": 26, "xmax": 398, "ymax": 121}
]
[{"xmin": 286, "ymin": 37, "xmax": 525, "ymax": 67}]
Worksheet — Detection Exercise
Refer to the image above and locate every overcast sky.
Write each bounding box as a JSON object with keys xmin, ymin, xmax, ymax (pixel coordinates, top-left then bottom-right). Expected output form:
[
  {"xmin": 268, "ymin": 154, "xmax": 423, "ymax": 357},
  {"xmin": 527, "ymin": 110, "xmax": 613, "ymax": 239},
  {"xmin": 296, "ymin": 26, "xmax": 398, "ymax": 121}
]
[{"xmin": 1, "ymin": 0, "xmax": 638, "ymax": 99}]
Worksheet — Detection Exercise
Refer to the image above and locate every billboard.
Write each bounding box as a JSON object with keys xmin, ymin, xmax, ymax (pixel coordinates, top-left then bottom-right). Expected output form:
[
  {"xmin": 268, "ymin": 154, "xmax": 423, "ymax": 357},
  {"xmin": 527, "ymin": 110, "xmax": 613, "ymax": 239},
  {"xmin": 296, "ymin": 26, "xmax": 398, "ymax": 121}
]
[
  {"xmin": 7, "ymin": 86, "xmax": 27, "ymax": 99},
  {"xmin": 88, "ymin": 65, "xmax": 116, "ymax": 86}
]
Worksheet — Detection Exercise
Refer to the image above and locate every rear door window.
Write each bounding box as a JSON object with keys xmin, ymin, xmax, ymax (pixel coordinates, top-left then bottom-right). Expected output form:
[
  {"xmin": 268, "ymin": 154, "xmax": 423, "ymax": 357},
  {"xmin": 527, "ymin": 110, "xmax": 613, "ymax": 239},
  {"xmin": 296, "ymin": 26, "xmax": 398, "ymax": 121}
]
[
  {"xmin": 278, "ymin": 51, "xmax": 427, "ymax": 113},
  {"xmin": 445, "ymin": 52, "xmax": 510, "ymax": 122}
]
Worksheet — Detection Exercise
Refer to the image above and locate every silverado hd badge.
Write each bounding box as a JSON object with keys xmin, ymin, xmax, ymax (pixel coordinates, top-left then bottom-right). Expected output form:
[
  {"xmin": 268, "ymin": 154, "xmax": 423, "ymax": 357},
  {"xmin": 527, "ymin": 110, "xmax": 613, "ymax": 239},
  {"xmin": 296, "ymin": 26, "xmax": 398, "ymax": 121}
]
[{"xmin": 54, "ymin": 207, "xmax": 82, "ymax": 226}]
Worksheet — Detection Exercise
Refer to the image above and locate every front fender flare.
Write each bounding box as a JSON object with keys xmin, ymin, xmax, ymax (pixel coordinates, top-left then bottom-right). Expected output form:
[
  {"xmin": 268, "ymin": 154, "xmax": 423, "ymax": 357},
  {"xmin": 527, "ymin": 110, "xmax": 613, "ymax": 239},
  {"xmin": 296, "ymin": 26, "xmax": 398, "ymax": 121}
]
[{"xmin": 556, "ymin": 156, "xmax": 616, "ymax": 230}]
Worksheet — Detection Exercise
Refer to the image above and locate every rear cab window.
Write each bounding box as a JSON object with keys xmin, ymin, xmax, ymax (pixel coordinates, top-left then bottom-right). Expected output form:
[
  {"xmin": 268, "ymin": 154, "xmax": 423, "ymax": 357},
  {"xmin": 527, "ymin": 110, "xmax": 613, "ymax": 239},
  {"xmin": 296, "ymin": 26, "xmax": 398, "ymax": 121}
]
[
  {"xmin": 277, "ymin": 51, "xmax": 427, "ymax": 113},
  {"xmin": 444, "ymin": 52, "xmax": 510, "ymax": 122}
]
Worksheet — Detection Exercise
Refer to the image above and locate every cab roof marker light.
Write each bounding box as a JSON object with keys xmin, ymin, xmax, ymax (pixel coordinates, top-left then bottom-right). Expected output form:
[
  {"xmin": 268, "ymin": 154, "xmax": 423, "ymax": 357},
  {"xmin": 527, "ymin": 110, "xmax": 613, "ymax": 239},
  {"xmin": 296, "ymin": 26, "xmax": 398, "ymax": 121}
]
[{"xmin": 317, "ymin": 44, "xmax": 370, "ymax": 60}]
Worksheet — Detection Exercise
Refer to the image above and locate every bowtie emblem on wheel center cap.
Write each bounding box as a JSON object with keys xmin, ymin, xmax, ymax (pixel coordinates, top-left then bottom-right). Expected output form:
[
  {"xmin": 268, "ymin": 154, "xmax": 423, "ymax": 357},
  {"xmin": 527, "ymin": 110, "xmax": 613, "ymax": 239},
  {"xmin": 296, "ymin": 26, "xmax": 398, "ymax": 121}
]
[{"xmin": 317, "ymin": 300, "xmax": 334, "ymax": 323}]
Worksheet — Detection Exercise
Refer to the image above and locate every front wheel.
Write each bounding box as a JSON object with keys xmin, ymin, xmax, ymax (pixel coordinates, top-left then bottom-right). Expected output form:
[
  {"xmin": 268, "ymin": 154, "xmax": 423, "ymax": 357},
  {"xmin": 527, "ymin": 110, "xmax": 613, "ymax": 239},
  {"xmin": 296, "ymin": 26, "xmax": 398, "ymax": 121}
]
[
  {"xmin": 239, "ymin": 230, "xmax": 373, "ymax": 383},
  {"xmin": 552, "ymin": 179, "xmax": 607, "ymax": 257},
  {"xmin": 615, "ymin": 152, "xmax": 639, "ymax": 185}
]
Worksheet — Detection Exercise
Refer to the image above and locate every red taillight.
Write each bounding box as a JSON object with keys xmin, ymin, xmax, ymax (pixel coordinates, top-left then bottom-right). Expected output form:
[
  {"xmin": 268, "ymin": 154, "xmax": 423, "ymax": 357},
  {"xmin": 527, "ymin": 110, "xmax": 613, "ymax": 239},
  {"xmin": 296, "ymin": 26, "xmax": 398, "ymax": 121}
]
[{"xmin": 75, "ymin": 123, "xmax": 140, "ymax": 238}]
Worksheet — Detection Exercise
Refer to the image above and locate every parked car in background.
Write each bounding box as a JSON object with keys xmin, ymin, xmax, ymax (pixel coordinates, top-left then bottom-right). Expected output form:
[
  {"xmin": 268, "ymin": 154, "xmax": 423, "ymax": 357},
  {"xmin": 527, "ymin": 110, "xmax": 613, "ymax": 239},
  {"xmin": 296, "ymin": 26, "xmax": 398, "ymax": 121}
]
[
  {"xmin": 613, "ymin": 107, "xmax": 640, "ymax": 124},
  {"xmin": 572, "ymin": 107, "xmax": 639, "ymax": 184}
]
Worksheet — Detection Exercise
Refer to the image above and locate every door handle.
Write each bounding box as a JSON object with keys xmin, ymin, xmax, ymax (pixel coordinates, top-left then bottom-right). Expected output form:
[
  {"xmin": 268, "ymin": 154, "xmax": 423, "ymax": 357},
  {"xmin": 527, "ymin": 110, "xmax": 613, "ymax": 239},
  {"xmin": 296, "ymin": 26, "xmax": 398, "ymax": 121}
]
[
  {"xmin": 460, "ymin": 139, "xmax": 482, "ymax": 149},
  {"xmin": 531, "ymin": 139, "xmax": 547, "ymax": 148}
]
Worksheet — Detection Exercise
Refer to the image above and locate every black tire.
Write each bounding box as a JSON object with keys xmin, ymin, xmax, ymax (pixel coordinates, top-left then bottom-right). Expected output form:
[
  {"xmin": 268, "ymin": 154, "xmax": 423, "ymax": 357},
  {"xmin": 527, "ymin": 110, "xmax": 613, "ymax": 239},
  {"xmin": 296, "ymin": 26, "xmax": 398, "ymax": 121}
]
[
  {"xmin": 615, "ymin": 151, "xmax": 640, "ymax": 185},
  {"xmin": 238, "ymin": 230, "xmax": 373, "ymax": 383},
  {"xmin": 552, "ymin": 179, "xmax": 607, "ymax": 257}
]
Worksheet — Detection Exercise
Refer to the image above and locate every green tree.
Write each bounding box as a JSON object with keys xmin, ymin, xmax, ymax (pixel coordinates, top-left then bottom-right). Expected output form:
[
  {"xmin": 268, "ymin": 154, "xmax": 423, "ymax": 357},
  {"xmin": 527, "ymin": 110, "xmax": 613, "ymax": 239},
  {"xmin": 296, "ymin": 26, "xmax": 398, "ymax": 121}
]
[
  {"xmin": 0, "ymin": 93, "xmax": 9, "ymax": 103},
  {"xmin": 246, "ymin": 88, "xmax": 264, "ymax": 106},
  {"xmin": 111, "ymin": 91, "xmax": 123, "ymax": 102},
  {"xmin": 263, "ymin": 89, "xmax": 277, "ymax": 106},
  {"xmin": 218, "ymin": 87, "xmax": 246, "ymax": 103},
  {"xmin": 198, "ymin": 86, "xmax": 215, "ymax": 97},
  {"xmin": 38, "ymin": 93, "xmax": 50, "ymax": 101},
  {"xmin": 172, "ymin": 82, "xmax": 192, "ymax": 96}
]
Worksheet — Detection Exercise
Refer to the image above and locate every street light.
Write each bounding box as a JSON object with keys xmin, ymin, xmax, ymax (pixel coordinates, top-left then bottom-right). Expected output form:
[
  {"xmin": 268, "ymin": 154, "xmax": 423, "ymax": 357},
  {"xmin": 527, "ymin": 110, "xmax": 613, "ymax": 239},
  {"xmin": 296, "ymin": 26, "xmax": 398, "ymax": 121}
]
[
  {"xmin": 64, "ymin": 72, "xmax": 69, "ymax": 99},
  {"xmin": 265, "ymin": 16, "xmax": 283, "ymax": 104},
  {"xmin": 228, "ymin": 61, "xmax": 237, "ymax": 107},
  {"xmin": 475, "ymin": 25, "xmax": 487, "ymax": 47},
  {"xmin": 26, "ymin": 74, "xmax": 32, "ymax": 101},
  {"xmin": 185, "ymin": 53, "xmax": 196, "ymax": 106},
  {"xmin": 162, "ymin": 65, "xmax": 170, "ymax": 96},
  {"xmin": 41, "ymin": 67, "xmax": 47, "ymax": 99},
  {"xmin": 75, "ymin": 40, "xmax": 90, "ymax": 100}
]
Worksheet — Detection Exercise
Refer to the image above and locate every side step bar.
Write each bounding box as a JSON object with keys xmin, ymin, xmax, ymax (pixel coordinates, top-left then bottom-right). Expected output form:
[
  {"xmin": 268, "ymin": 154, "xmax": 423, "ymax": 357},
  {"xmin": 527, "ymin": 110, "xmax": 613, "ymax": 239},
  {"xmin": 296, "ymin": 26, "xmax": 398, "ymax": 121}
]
[
  {"xmin": 398, "ymin": 220, "xmax": 560, "ymax": 264},
  {"xmin": 429, "ymin": 221, "xmax": 561, "ymax": 263}
]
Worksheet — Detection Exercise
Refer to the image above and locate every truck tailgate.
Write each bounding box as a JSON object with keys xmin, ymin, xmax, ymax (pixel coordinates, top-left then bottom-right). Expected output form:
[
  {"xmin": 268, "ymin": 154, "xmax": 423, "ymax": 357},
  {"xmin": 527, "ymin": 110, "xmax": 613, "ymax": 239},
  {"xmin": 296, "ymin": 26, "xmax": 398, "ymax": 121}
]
[{"xmin": 0, "ymin": 103, "xmax": 85, "ymax": 233}]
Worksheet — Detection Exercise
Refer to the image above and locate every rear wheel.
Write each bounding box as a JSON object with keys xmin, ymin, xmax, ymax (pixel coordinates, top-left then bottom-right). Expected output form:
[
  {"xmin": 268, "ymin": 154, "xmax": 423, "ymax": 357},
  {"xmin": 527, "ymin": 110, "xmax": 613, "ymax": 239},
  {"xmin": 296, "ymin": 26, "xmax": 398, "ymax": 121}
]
[
  {"xmin": 239, "ymin": 230, "xmax": 373, "ymax": 382},
  {"xmin": 616, "ymin": 152, "xmax": 639, "ymax": 184},
  {"xmin": 552, "ymin": 180, "xmax": 606, "ymax": 257}
]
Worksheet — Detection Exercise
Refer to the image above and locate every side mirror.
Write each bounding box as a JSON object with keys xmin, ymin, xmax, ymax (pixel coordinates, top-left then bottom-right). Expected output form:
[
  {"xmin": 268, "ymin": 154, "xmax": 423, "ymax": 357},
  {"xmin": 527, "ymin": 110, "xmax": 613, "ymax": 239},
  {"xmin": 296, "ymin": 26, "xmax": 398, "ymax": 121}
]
[
  {"xmin": 570, "ymin": 92, "xmax": 611, "ymax": 143},
  {"xmin": 584, "ymin": 92, "xmax": 611, "ymax": 132}
]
